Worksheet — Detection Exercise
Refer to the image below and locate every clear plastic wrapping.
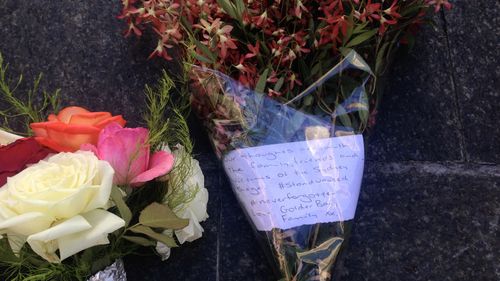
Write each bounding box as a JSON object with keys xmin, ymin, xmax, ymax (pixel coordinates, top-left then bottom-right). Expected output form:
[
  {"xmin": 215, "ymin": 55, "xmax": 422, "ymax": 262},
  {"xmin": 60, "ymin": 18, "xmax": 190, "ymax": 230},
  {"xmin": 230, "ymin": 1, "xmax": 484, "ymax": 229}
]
[{"xmin": 190, "ymin": 51, "xmax": 373, "ymax": 280}]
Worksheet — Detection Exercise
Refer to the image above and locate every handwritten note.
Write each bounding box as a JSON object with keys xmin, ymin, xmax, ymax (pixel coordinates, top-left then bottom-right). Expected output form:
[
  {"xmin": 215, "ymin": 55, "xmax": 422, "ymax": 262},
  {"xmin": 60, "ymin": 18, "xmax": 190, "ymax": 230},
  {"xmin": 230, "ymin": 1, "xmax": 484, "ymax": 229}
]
[{"xmin": 223, "ymin": 135, "xmax": 364, "ymax": 231}]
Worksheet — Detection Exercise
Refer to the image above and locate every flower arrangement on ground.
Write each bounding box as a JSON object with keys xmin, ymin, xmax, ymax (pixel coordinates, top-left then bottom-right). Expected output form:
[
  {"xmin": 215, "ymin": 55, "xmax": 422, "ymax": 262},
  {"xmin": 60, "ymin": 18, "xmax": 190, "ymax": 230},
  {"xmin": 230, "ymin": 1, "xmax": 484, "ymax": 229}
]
[
  {"xmin": 0, "ymin": 54, "xmax": 208, "ymax": 281},
  {"xmin": 119, "ymin": 0, "xmax": 451, "ymax": 280}
]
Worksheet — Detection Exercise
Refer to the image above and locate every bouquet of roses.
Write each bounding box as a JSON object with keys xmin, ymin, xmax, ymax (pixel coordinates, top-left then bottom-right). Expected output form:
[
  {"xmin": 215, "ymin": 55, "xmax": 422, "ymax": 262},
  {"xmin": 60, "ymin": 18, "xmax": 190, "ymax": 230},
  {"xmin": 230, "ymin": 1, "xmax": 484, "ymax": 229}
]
[
  {"xmin": 0, "ymin": 55, "xmax": 208, "ymax": 281},
  {"xmin": 119, "ymin": 0, "xmax": 450, "ymax": 280}
]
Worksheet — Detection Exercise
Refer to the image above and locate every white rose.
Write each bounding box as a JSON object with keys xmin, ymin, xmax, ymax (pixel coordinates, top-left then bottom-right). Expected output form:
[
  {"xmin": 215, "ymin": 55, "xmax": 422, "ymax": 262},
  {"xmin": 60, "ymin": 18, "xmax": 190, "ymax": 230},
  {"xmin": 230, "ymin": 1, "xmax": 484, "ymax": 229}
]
[
  {"xmin": 0, "ymin": 151, "xmax": 125, "ymax": 263},
  {"xmin": 161, "ymin": 146, "xmax": 208, "ymax": 245}
]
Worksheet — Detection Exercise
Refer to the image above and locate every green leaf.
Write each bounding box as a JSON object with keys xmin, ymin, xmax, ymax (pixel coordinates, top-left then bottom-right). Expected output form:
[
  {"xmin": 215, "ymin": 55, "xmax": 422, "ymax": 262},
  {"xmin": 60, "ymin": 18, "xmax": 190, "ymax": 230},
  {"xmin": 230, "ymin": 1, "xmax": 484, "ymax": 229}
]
[
  {"xmin": 343, "ymin": 15, "xmax": 354, "ymax": 45},
  {"xmin": 130, "ymin": 225, "xmax": 178, "ymax": 247},
  {"xmin": 345, "ymin": 29, "xmax": 378, "ymax": 48},
  {"xmin": 400, "ymin": 4, "xmax": 427, "ymax": 17},
  {"xmin": 193, "ymin": 40, "xmax": 216, "ymax": 62},
  {"xmin": 234, "ymin": 0, "xmax": 246, "ymax": 17},
  {"xmin": 339, "ymin": 47, "xmax": 353, "ymax": 58},
  {"xmin": 91, "ymin": 255, "xmax": 112, "ymax": 273},
  {"xmin": 216, "ymin": 0, "xmax": 237, "ymax": 18},
  {"xmin": 0, "ymin": 238, "xmax": 18, "ymax": 263},
  {"xmin": 303, "ymin": 95, "xmax": 314, "ymax": 107},
  {"xmin": 310, "ymin": 62, "xmax": 322, "ymax": 77},
  {"xmin": 180, "ymin": 16, "xmax": 194, "ymax": 35},
  {"xmin": 123, "ymin": 235, "xmax": 156, "ymax": 247},
  {"xmin": 352, "ymin": 21, "xmax": 369, "ymax": 34},
  {"xmin": 358, "ymin": 107, "xmax": 369, "ymax": 127},
  {"xmin": 334, "ymin": 105, "xmax": 352, "ymax": 129},
  {"xmin": 191, "ymin": 51, "xmax": 213, "ymax": 64},
  {"xmin": 273, "ymin": 77, "xmax": 285, "ymax": 92},
  {"xmin": 255, "ymin": 68, "xmax": 270, "ymax": 93},
  {"xmin": 375, "ymin": 42, "xmax": 390, "ymax": 75},
  {"xmin": 139, "ymin": 202, "xmax": 189, "ymax": 229},
  {"xmin": 110, "ymin": 186, "xmax": 132, "ymax": 226}
]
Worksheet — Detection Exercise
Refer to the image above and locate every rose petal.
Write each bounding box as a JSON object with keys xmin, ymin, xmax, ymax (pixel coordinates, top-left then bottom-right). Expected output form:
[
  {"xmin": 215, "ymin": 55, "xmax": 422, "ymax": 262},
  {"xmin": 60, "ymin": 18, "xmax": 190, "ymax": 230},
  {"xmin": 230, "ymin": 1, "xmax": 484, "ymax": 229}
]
[
  {"xmin": 80, "ymin": 143, "xmax": 99, "ymax": 156},
  {"xmin": 174, "ymin": 209, "xmax": 204, "ymax": 244},
  {"xmin": 34, "ymin": 136, "xmax": 74, "ymax": 152},
  {"xmin": 7, "ymin": 234, "xmax": 26, "ymax": 255},
  {"xmin": 30, "ymin": 122, "xmax": 51, "ymax": 138},
  {"xmin": 57, "ymin": 209, "xmax": 125, "ymax": 261},
  {"xmin": 56, "ymin": 106, "xmax": 90, "ymax": 123},
  {"xmin": 0, "ymin": 129, "xmax": 22, "ymax": 145},
  {"xmin": 27, "ymin": 215, "xmax": 92, "ymax": 263},
  {"xmin": 44, "ymin": 124, "xmax": 100, "ymax": 152},
  {"xmin": 31, "ymin": 121, "xmax": 102, "ymax": 152},
  {"xmin": 47, "ymin": 114, "xmax": 58, "ymax": 122},
  {"xmin": 95, "ymin": 115, "xmax": 126, "ymax": 129},
  {"xmin": 83, "ymin": 160, "xmax": 115, "ymax": 211},
  {"xmin": 69, "ymin": 112, "xmax": 112, "ymax": 126},
  {"xmin": 0, "ymin": 212, "xmax": 53, "ymax": 237},
  {"xmin": 130, "ymin": 151, "xmax": 174, "ymax": 187},
  {"xmin": 0, "ymin": 138, "xmax": 54, "ymax": 186},
  {"xmin": 96, "ymin": 122, "xmax": 123, "ymax": 143},
  {"xmin": 97, "ymin": 125, "xmax": 149, "ymax": 185}
]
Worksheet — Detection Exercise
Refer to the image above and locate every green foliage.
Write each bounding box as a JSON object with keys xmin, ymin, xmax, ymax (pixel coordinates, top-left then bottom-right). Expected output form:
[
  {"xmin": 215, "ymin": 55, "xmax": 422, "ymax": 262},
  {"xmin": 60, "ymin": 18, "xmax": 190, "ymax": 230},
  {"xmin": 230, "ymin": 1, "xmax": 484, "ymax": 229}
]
[
  {"xmin": 0, "ymin": 53, "xmax": 61, "ymax": 135},
  {"xmin": 143, "ymin": 71, "xmax": 192, "ymax": 152},
  {"xmin": 129, "ymin": 225, "xmax": 178, "ymax": 248},
  {"xmin": 139, "ymin": 202, "xmax": 189, "ymax": 229},
  {"xmin": 110, "ymin": 186, "xmax": 132, "ymax": 226},
  {"xmin": 164, "ymin": 147, "xmax": 199, "ymax": 211},
  {"xmin": 0, "ymin": 239, "xmax": 91, "ymax": 281}
]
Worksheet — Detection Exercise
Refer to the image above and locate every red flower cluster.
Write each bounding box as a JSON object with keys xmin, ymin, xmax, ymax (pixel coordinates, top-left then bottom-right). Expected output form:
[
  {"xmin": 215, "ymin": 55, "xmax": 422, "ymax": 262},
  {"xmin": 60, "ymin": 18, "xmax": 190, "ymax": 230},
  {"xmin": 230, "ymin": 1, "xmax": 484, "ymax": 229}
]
[{"xmin": 120, "ymin": 0, "xmax": 450, "ymax": 98}]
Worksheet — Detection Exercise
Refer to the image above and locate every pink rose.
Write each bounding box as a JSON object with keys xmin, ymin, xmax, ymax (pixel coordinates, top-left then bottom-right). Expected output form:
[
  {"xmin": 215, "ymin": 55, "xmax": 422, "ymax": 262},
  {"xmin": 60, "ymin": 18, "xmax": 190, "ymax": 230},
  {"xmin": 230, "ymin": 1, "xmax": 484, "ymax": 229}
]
[{"xmin": 82, "ymin": 123, "xmax": 174, "ymax": 187}]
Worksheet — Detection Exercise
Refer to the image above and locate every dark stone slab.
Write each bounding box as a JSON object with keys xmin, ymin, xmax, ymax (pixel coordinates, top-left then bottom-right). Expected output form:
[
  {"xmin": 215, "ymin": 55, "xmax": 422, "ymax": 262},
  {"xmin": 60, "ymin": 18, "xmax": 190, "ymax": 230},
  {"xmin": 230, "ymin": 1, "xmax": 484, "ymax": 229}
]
[
  {"xmin": 219, "ymin": 174, "xmax": 275, "ymax": 281},
  {"xmin": 367, "ymin": 14, "xmax": 463, "ymax": 162},
  {"xmin": 341, "ymin": 162, "xmax": 500, "ymax": 281},
  {"xmin": 0, "ymin": 0, "xmax": 165, "ymax": 126},
  {"xmin": 443, "ymin": 0, "xmax": 500, "ymax": 163}
]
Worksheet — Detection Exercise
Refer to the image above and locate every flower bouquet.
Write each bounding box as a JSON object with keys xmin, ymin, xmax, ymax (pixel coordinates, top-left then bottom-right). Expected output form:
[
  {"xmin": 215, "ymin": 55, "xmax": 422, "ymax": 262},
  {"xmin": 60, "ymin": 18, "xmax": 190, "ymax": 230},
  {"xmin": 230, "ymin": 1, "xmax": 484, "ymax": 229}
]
[
  {"xmin": 119, "ymin": 0, "xmax": 450, "ymax": 279},
  {"xmin": 0, "ymin": 56, "xmax": 208, "ymax": 281}
]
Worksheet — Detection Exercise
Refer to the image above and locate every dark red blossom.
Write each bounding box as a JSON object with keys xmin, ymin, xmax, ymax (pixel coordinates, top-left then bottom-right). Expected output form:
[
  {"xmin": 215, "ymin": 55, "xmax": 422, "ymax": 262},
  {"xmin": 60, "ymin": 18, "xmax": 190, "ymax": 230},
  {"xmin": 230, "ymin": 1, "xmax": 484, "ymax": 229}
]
[{"xmin": 0, "ymin": 138, "xmax": 55, "ymax": 187}]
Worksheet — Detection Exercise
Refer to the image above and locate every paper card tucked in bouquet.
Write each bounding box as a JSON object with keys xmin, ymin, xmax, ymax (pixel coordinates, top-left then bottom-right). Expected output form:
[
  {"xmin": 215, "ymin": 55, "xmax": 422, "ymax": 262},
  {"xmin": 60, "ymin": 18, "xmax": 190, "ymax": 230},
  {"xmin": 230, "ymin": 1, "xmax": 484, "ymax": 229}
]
[{"xmin": 223, "ymin": 135, "xmax": 364, "ymax": 231}]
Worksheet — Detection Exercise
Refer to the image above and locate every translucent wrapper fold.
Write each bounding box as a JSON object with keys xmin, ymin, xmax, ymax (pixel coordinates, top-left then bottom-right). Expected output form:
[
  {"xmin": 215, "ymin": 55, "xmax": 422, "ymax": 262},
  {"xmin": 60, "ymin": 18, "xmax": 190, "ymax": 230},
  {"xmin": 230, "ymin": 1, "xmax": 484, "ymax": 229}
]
[
  {"xmin": 190, "ymin": 51, "xmax": 373, "ymax": 281},
  {"xmin": 87, "ymin": 259, "xmax": 127, "ymax": 281}
]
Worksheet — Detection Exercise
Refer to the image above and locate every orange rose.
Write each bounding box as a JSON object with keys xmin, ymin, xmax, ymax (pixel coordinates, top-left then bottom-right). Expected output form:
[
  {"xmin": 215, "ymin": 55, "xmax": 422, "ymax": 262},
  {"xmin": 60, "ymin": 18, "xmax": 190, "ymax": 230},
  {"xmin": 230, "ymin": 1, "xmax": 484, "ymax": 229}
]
[{"xmin": 30, "ymin": 106, "xmax": 126, "ymax": 152}]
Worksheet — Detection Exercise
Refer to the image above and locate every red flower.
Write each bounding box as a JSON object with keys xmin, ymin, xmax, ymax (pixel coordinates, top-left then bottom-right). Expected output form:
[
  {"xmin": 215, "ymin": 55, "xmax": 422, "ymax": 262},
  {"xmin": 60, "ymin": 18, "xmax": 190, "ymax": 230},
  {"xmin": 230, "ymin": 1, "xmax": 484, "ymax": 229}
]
[
  {"xmin": 426, "ymin": 0, "xmax": 452, "ymax": 12},
  {"xmin": 0, "ymin": 138, "xmax": 55, "ymax": 187},
  {"xmin": 355, "ymin": 0, "xmax": 381, "ymax": 22},
  {"xmin": 244, "ymin": 42, "xmax": 260, "ymax": 59}
]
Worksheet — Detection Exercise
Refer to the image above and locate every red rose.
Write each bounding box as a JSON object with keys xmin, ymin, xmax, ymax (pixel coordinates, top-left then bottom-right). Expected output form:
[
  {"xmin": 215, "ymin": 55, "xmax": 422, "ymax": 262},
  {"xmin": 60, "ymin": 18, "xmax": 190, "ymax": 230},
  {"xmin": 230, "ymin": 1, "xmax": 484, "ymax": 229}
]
[{"xmin": 0, "ymin": 138, "xmax": 55, "ymax": 187}]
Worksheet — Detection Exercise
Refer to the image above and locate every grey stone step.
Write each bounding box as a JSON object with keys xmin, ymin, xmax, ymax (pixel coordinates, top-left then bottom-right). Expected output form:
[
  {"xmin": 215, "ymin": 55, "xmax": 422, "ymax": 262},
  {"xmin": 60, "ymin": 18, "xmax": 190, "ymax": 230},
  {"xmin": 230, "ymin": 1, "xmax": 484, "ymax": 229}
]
[
  {"xmin": 443, "ymin": 0, "xmax": 500, "ymax": 163},
  {"xmin": 342, "ymin": 161, "xmax": 500, "ymax": 281}
]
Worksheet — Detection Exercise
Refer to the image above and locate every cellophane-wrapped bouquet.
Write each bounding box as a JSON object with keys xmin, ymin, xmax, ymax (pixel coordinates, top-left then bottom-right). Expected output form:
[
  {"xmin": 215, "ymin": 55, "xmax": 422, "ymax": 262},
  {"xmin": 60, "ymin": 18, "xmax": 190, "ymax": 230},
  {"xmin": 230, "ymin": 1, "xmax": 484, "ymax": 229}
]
[
  {"xmin": 0, "ymin": 56, "xmax": 209, "ymax": 281},
  {"xmin": 120, "ymin": 0, "xmax": 450, "ymax": 280}
]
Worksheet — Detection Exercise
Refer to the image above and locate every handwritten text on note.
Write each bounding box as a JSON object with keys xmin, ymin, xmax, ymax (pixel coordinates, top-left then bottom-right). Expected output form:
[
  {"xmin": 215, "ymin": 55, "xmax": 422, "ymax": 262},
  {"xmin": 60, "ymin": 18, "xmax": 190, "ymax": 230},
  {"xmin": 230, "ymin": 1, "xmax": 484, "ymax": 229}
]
[{"xmin": 223, "ymin": 135, "xmax": 364, "ymax": 231}]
